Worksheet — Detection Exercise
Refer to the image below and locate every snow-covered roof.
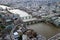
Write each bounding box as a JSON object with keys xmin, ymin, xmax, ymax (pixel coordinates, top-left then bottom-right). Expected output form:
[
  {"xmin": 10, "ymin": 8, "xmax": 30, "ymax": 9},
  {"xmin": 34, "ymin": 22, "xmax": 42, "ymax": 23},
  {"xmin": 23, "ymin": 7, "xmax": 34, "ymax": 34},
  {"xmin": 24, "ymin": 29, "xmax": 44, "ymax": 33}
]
[
  {"xmin": 0, "ymin": 5, "xmax": 10, "ymax": 9},
  {"xmin": 14, "ymin": 32, "xmax": 18, "ymax": 35},
  {"xmin": 8, "ymin": 9, "xmax": 31, "ymax": 17},
  {"xmin": 0, "ymin": 5, "xmax": 7, "ymax": 9}
]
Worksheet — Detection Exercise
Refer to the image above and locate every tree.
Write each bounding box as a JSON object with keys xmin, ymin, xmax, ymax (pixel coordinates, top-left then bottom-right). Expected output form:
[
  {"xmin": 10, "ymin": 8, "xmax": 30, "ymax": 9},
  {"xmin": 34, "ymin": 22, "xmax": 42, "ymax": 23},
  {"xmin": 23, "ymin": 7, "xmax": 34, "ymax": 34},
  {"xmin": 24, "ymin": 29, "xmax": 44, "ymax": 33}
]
[{"xmin": 0, "ymin": 25, "xmax": 5, "ymax": 31}]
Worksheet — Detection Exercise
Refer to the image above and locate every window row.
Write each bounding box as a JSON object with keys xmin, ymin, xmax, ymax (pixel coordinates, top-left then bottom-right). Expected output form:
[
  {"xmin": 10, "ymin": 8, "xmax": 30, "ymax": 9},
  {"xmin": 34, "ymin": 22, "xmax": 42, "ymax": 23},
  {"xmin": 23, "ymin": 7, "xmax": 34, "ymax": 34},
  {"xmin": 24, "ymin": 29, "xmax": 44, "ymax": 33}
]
[{"xmin": 21, "ymin": 16, "xmax": 32, "ymax": 20}]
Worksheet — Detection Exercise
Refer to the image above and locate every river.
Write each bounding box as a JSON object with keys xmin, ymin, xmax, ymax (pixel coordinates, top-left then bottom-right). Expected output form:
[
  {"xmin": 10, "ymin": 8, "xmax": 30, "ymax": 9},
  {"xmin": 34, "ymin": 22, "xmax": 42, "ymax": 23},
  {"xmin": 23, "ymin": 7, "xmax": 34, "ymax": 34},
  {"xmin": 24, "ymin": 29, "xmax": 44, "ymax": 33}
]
[{"xmin": 28, "ymin": 22, "xmax": 60, "ymax": 39}]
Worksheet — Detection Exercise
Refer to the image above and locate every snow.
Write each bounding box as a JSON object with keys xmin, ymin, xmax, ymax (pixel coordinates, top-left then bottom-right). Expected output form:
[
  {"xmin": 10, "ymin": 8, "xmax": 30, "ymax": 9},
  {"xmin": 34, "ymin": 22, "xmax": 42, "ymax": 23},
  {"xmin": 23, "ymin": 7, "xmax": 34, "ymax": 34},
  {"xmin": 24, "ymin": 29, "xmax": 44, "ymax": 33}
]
[
  {"xmin": 8, "ymin": 9, "xmax": 31, "ymax": 17},
  {"xmin": 14, "ymin": 32, "xmax": 18, "ymax": 35},
  {"xmin": 0, "ymin": 5, "xmax": 10, "ymax": 10}
]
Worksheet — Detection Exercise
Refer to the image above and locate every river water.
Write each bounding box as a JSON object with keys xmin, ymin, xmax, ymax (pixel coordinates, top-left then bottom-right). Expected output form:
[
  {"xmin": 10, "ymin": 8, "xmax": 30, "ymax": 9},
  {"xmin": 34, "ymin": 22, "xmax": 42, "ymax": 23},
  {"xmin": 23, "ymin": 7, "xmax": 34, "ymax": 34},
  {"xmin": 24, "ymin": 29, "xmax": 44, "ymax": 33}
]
[{"xmin": 28, "ymin": 22, "xmax": 60, "ymax": 39}]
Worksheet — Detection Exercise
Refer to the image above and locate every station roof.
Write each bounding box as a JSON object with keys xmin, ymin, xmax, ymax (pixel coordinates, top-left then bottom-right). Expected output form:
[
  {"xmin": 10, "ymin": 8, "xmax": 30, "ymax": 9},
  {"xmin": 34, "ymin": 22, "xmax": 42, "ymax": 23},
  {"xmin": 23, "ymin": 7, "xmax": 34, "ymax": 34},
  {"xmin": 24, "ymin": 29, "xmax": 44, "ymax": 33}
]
[
  {"xmin": 0, "ymin": 5, "xmax": 10, "ymax": 9},
  {"xmin": 8, "ymin": 9, "xmax": 31, "ymax": 17}
]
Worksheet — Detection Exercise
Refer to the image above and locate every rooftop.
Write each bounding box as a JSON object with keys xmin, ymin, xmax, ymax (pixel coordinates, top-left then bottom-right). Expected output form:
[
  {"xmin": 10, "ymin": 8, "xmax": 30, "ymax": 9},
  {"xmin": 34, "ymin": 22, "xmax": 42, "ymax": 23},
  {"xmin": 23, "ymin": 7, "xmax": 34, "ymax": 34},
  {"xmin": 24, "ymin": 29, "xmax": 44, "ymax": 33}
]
[
  {"xmin": 0, "ymin": 5, "xmax": 10, "ymax": 10},
  {"xmin": 8, "ymin": 9, "xmax": 32, "ymax": 17}
]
